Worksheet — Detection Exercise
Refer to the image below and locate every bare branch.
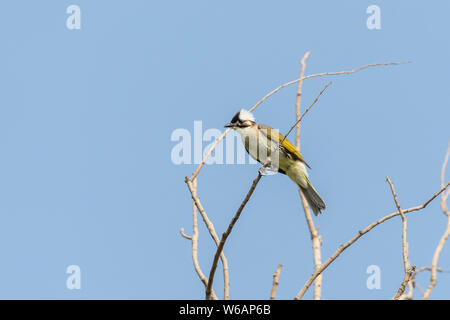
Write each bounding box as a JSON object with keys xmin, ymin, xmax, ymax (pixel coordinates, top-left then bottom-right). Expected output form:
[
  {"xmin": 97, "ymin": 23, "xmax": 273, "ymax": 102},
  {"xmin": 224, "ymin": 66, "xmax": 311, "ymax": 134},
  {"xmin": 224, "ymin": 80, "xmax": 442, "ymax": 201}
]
[
  {"xmin": 184, "ymin": 178, "xmax": 218, "ymax": 299},
  {"xmin": 282, "ymin": 81, "xmax": 332, "ymax": 146},
  {"xmin": 301, "ymin": 61, "xmax": 410, "ymax": 82},
  {"xmin": 249, "ymin": 61, "xmax": 409, "ymax": 113},
  {"xmin": 295, "ymin": 51, "xmax": 311, "ymax": 149},
  {"xmin": 423, "ymin": 144, "xmax": 450, "ymax": 299},
  {"xmin": 294, "ymin": 182, "xmax": 450, "ymax": 300},
  {"xmin": 386, "ymin": 177, "xmax": 412, "ymax": 296},
  {"xmin": 387, "ymin": 176, "xmax": 416, "ymax": 299},
  {"xmin": 185, "ymin": 177, "xmax": 230, "ymax": 299},
  {"xmin": 180, "ymin": 228, "xmax": 192, "ymax": 240},
  {"xmin": 205, "ymin": 173, "xmax": 263, "ymax": 300},
  {"xmin": 440, "ymin": 143, "xmax": 450, "ymax": 214},
  {"xmin": 299, "ymin": 189, "xmax": 323, "ymax": 299},
  {"xmin": 293, "ymin": 52, "xmax": 325, "ymax": 300},
  {"xmin": 393, "ymin": 266, "xmax": 416, "ymax": 300},
  {"xmin": 270, "ymin": 264, "xmax": 283, "ymax": 300},
  {"xmin": 415, "ymin": 266, "xmax": 446, "ymax": 274},
  {"xmin": 191, "ymin": 130, "xmax": 230, "ymax": 181}
]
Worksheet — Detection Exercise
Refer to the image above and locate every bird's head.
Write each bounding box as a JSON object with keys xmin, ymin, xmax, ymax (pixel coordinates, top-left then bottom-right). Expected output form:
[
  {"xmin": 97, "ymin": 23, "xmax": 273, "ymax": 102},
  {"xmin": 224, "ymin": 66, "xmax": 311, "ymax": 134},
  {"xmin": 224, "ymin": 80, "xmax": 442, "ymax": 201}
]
[{"xmin": 224, "ymin": 109, "xmax": 256, "ymax": 130}]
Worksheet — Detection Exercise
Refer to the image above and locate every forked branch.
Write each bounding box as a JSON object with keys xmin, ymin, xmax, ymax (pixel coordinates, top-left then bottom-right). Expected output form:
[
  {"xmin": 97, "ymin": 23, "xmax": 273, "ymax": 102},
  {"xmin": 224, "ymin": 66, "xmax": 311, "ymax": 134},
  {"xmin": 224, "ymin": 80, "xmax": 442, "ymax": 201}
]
[{"xmin": 295, "ymin": 182, "xmax": 449, "ymax": 300}]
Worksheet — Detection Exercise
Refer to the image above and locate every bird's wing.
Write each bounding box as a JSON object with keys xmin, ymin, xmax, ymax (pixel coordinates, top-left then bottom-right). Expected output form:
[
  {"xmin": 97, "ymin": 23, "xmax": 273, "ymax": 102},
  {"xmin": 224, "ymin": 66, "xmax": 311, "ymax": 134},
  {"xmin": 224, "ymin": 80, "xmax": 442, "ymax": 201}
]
[{"xmin": 258, "ymin": 124, "xmax": 312, "ymax": 169}]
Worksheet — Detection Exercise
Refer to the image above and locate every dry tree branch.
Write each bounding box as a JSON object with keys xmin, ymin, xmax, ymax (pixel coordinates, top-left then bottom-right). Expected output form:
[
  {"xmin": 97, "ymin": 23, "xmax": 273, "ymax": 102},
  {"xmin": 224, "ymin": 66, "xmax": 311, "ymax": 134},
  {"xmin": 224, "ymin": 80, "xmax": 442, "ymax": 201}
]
[
  {"xmin": 205, "ymin": 173, "xmax": 263, "ymax": 300},
  {"xmin": 189, "ymin": 179, "xmax": 210, "ymax": 290},
  {"xmin": 248, "ymin": 61, "xmax": 410, "ymax": 114},
  {"xmin": 294, "ymin": 182, "xmax": 450, "ymax": 300},
  {"xmin": 439, "ymin": 144, "xmax": 450, "ymax": 215},
  {"xmin": 415, "ymin": 266, "xmax": 446, "ymax": 274},
  {"xmin": 282, "ymin": 81, "xmax": 333, "ymax": 145},
  {"xmin": 423, "ymin": 144, "xmax": 450, "ymax": 299},
  {"xmin": 270, "ymin": 264, "xmax": 283, "ymax": 300},
  {"xmin": 295, "ymin": 51, "xmax": 311, "ymax": 149},
  {"xmin": 185, "ymin": 177, "xmax": 230, "ymax": 299},
  {"xmin": 386, "ymin": 177, "xmax": 414, "ymax": 299},
  {"xmin": 191, "ymin": 130, "xmax": 230, "ymax": 181},
  {"xmin": 393, "ymin": 265, "xmax": 416, "ymax": 300},
  {"xmin": 180, "ymin": 228, "xmax": 192, "ymax": 240},
  {"xmin": 293, "ymin": 53, "xmax": 327, "ymax": 300},
  {"xmin": 386, "ymin": 177, "xmax": 410, "ymax": 273},
  {"xmin": 181, "ymin": 178, "xmax": 218, "ymax": 299},
  {"xmin": 298, "ymin": 189, "xmax": 323, "ymax": 299},
  {"xmin": 301, "ymin": 61, "xmax": 410, "ymax": 82}
]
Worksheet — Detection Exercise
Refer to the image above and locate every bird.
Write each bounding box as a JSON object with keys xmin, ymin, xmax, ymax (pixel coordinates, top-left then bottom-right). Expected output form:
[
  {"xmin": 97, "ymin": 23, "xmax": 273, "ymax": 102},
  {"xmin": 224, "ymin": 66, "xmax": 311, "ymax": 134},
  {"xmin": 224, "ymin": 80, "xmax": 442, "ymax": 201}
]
[{"xmin": 225, "ymin": 109, "xmax": 326, "ymax": 215}]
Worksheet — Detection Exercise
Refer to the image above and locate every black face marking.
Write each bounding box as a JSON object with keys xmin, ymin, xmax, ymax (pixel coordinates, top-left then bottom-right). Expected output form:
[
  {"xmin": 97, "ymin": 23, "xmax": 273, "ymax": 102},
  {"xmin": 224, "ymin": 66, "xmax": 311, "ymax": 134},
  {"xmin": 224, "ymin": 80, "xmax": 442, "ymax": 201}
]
[{"xmin": 230, "ymin": 111, "xmax": 241, "ymax": 125}]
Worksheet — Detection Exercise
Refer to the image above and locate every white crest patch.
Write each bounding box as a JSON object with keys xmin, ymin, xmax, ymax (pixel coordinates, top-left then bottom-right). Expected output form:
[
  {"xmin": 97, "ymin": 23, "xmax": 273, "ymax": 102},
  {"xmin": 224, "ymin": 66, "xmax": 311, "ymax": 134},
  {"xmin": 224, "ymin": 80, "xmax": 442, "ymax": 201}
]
[{"xmin": 238, "ymin": 109, "xmax": 255, "ymax": 122}]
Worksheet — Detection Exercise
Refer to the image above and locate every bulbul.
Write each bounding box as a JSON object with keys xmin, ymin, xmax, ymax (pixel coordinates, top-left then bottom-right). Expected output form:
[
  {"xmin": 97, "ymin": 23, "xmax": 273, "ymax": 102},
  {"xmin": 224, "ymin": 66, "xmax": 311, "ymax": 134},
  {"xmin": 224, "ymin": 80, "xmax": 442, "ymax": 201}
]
[{"xmin": 225, "ymin": 109, "xmax": 326, "ymax": 215}]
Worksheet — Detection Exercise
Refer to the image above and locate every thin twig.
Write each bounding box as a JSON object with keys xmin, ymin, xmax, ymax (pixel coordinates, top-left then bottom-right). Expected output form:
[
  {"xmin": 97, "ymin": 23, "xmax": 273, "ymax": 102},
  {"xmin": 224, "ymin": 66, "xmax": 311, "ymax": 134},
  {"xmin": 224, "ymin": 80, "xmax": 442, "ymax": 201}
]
[
  {"xmin": 249, "ymin": 61, "xmax": 410, "ymax": 113},
  {"xmin": 270, "ymin": 264, "xmax": 283, "ymax": 300},
  {"xmin": 294, "ymin": 182, "xmax": 450, "ymax": 300},
  {"xmin": 393, "ymin": 266, "xmax": 416, "ymax": 300},
  {"xmin": 191, "ymin": 130, "xmax": 230, "ymax": 180},
  {"xmin": 180, "ymin": 228, "xmax": 192, "ymax": 240},
  {"xmin": 205, "ymin": 173, "xmax": 263, "ymax": 300},
  {"xmin": 185, "ymin": 177, "xmax": 230, "ymax": 299},
  {"xmin": 282, "ymin": 81, "xmax": 332, "ymax": 146},
  {"xmin": 295, "ymin": 51, "xmax": 311, "ymax": 149},
  {"xmin": 423, "ymin": 144, "xmax": 450, "ymax": 299},
  {"xmin": 301, "ymin": 61, "xmax": 410, "ymax": 82},
  {"xmin": 415, "ymin": 266, "xmax": 446, "ymax": 274}
]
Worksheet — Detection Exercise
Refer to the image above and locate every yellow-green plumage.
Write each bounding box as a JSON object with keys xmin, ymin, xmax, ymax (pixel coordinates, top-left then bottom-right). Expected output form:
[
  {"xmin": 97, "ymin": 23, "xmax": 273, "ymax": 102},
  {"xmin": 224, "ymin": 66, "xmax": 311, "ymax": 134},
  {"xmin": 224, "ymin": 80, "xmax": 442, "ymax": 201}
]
[{"xmin": 232, "ymin": 117, "xmax": 326, "ymax": 216}]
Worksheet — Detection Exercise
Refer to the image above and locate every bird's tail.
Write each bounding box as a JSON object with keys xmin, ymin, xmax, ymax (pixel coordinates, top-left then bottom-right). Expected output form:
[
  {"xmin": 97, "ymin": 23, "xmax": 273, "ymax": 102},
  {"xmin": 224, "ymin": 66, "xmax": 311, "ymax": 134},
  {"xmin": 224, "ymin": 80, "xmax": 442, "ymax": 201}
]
[{"xmin": 299, "ymin": 179, "xmax": 326, "ymax": 216}]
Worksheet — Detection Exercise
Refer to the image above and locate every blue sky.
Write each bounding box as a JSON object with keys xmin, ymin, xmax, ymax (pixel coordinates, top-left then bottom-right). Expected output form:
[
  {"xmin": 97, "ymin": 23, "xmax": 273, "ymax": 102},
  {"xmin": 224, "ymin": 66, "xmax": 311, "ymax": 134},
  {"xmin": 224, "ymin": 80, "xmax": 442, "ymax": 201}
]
[{"xmin": 0, "ymin": 1, "xmax": 448, "ymax": 299}]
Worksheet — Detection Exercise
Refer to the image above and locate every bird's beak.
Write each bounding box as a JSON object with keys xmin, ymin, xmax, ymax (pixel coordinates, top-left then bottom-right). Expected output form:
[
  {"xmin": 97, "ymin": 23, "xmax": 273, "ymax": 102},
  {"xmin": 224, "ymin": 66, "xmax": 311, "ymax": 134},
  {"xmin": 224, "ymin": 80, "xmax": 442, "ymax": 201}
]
[{"xmin": 224, "ymin": 123, "xmax": 235, "ymax": 128}]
